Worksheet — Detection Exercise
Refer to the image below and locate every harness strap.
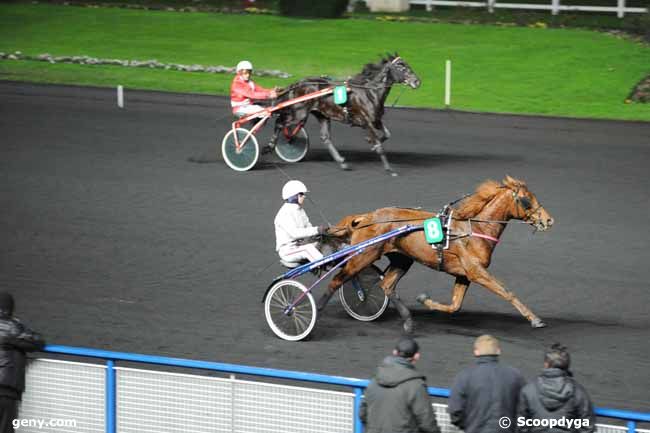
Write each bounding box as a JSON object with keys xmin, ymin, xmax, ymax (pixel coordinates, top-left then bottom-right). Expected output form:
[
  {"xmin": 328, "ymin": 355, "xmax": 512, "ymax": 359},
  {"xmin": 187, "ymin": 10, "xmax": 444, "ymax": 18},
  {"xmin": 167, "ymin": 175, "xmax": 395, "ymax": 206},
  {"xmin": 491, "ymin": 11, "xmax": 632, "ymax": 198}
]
[
  {"xmin": 471, "ymin": 232, "xmax": 500, "ymax": 243},
  {"xmin": 436, "ymin": 243, "xmax": 445, "ymax": 271},
  {"xmin": 466, "ymin": 220, "xmax": 500, "ymax": 243}
]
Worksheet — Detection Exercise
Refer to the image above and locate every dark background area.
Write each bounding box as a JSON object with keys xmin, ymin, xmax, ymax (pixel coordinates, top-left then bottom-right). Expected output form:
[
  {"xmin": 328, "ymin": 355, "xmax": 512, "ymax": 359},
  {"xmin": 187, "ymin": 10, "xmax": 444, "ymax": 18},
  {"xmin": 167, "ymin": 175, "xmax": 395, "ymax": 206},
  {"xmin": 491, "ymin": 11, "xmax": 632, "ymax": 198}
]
[
  {"xmin": 8, "ymin": 0, "xmax": 649, "ymax": 37},
  {"xmin": 1, "ymin": 82, "xmax": 649, "ymax": 414}
]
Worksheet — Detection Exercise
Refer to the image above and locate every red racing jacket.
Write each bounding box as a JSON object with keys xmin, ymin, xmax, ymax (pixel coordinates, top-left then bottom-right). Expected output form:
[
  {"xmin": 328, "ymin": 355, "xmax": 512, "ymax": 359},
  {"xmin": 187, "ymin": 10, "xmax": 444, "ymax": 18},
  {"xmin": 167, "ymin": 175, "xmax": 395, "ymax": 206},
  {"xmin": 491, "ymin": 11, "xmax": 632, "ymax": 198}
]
[{"xmin": 230, "ymin": 74, "xmax": 274, "ymax": 114}]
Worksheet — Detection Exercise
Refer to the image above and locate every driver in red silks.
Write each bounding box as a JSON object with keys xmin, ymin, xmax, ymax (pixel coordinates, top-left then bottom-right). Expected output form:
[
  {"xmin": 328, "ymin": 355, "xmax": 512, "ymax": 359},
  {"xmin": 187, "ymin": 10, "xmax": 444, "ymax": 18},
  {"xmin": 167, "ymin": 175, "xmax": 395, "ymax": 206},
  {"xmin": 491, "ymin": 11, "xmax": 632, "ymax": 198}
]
[{"xmin": 230, "ymin": 60, "xmax": 278, "ymax": 118}]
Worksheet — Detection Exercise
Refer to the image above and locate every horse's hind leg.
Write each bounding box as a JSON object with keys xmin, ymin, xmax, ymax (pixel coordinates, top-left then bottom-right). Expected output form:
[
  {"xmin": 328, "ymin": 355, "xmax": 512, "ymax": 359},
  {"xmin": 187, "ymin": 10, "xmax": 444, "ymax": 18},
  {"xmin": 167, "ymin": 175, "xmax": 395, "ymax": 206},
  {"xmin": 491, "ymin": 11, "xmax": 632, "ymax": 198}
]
[
  {"xmin": 266, "ymin": 117, "xmax": 283, "ymax": 153},
  {"xmin": 382, "ymin": 254, "xmax": 415, "ymax": 333},
  {"xmin": 316, "ymin": 114, "xmax": 349, "ymax": 170},
  {"xmin": 462, "ymin": 259, "xmax": 546, "ymax": 328},
  {"xmin": 317, "ymin": 248, "xmax": 382, "ymax": 311},
  {"xmin": 416, "ymin": 276, "xmax": 470, "ymax": 313}
]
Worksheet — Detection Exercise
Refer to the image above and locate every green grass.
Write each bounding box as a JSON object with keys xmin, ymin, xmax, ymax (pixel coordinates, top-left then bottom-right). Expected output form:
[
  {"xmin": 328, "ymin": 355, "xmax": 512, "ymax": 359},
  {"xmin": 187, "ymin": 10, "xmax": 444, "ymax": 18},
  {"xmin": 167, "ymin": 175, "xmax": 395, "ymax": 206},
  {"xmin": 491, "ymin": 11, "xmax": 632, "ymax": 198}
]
[{"xmin": 1, "ymin": 4, "xmax": 648, "ymax": 121}]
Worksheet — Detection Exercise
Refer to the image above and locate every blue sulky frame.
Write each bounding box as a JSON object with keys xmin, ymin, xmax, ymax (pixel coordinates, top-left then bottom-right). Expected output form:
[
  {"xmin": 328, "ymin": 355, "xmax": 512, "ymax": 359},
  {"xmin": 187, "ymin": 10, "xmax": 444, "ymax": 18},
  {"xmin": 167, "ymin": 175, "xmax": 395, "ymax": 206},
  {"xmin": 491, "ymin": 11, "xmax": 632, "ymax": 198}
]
[
  {"xmin": 263, "ymin": 224, "xmax": 423, "ymax": 305},
  {"xmin": 42, "ymin": 345, "xmax": 650, "ymax": 433}
]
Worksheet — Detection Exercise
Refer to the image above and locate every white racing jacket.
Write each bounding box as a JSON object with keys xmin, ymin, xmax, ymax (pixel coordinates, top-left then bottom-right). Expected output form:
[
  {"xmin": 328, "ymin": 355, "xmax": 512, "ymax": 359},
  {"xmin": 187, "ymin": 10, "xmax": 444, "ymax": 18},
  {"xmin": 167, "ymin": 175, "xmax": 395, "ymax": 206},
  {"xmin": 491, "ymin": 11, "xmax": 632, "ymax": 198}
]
[{"xmin": 274, "ymin": 203, "xmax": 319, "ymax": 251}]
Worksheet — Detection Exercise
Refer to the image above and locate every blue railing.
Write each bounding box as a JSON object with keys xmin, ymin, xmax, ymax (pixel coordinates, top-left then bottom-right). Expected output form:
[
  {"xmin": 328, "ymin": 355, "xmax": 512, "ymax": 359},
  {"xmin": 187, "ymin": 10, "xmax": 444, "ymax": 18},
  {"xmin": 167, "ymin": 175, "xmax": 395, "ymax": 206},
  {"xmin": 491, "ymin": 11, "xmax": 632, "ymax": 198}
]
[{"xmin": 43, "ymin": 345, "xmax": 649, "ymax": 433}]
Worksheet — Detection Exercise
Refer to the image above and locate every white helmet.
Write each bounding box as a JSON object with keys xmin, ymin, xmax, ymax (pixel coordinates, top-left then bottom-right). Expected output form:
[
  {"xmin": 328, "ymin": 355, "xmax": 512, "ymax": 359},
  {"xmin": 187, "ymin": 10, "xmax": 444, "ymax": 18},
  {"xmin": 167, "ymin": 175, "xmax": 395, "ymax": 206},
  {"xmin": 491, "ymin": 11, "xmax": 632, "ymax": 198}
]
[
  {"xmin": 282, "ymin": 180, "xmax": 309, "ymax": 200},
  {"xmin": 236, "ymin": 60, "xmax": 253, "ymax": 72}
]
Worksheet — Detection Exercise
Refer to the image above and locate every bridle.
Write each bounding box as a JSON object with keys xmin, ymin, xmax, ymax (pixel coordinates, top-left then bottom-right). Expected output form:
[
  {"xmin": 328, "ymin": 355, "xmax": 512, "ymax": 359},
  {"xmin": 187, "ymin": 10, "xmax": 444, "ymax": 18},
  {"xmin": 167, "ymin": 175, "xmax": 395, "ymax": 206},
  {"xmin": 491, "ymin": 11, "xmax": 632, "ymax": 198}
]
[{"xmin": 510, "ymin": 185, "xmax": 544, "ymax": 225}]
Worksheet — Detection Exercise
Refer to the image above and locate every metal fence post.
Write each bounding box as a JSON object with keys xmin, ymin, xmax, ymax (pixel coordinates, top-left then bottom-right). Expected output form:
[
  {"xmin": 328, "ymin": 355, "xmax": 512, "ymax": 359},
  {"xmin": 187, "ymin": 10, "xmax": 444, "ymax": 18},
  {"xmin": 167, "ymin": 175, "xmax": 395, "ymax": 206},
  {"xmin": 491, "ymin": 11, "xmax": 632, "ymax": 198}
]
[
  {"xmin": 445, "ymin": 60, "xmax": 452, "ymax": 108},
  {"xmin": 627, "ymin": 420, "xmax": 637, "ymax": 433},
  {"xmin": 551, "ymin": 0, "xmax": 560, "ymax": 15},
  {"xmin": 354, "ymin": 387, "xmax": 364, "ymax": 433},
  {"xmin": 106, "ymin": 360, "xmax": 116, "ymax": 433}
]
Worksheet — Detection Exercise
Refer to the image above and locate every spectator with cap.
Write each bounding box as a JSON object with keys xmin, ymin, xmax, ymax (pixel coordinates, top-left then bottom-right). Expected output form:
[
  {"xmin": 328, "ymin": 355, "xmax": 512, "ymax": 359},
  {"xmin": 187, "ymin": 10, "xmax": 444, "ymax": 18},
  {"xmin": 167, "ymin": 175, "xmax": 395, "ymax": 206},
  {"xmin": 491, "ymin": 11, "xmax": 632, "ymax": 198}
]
[
  {"xmin": 359, "ymin": 337, "xmax": 440, "ymax": 433},
  {"xmin": 448, "ymin": 334, "xmax": 525, "ymax": 433},
  {"xmin": 0, "ymin": 292, "xmax": 45, "ymax": 432},
  {"xmin": 517, "ymin": 343, "xmax": 596, "ymax": 433},
  {"xmin": 230, "ymin": 59, "xmax": 278, "ymax": 118}
]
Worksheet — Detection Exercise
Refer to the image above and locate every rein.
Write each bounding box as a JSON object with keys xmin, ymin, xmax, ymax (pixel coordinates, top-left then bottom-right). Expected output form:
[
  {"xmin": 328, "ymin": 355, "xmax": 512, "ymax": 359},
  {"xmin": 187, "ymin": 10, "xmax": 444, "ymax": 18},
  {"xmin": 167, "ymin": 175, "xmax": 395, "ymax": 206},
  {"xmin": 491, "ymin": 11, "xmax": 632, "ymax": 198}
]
[{"xmin": 326, "ymin": 186, "xmax": 536, "ymax": 241}]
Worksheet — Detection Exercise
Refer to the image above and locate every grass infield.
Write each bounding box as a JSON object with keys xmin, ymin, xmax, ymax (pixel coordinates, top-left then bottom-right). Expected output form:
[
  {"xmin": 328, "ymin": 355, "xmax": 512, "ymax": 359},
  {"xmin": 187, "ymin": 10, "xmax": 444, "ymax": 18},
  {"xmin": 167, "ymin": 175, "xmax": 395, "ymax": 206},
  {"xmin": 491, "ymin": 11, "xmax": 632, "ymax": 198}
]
[{"xmin": 1, "ymin": 4, "xmax": 648, "ymax": 121}]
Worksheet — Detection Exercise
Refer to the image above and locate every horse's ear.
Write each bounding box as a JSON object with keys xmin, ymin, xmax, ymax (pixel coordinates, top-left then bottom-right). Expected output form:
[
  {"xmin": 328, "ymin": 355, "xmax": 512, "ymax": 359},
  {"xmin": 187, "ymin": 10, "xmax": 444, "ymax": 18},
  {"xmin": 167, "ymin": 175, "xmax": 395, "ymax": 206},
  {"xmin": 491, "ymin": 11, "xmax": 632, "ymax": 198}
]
[
  {"xmin": 503, "ymin": 175, "xmax": 518, "ymax": 187},
  {"xmin": 504, "ymin": 175, "xmax": 526, "ymax": 189}
]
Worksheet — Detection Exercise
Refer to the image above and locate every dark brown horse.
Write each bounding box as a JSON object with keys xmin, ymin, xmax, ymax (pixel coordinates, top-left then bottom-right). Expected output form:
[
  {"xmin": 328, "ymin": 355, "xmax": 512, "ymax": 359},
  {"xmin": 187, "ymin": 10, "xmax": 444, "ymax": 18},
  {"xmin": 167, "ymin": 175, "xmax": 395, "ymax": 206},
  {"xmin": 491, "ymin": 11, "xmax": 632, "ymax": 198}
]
[
  {"xmin": 317, "ymin": 176, "xmax": 555, "ymax": 333},
  {"xmin": 270, "ymin": 54, "xmax": 421, "ymax": 176}
]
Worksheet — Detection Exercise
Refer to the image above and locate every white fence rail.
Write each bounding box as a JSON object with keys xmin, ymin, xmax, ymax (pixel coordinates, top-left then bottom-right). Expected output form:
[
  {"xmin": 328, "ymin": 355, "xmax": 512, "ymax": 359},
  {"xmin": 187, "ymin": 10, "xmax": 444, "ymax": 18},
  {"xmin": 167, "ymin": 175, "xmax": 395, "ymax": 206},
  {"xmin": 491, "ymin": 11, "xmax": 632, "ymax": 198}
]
[
  {"xmin": 408, "ymin": 0, "xmax": 648, "ymax": 17},
  {"xmin": 19, "ymin": 358, "xmax": 650, "ymax": 433}
]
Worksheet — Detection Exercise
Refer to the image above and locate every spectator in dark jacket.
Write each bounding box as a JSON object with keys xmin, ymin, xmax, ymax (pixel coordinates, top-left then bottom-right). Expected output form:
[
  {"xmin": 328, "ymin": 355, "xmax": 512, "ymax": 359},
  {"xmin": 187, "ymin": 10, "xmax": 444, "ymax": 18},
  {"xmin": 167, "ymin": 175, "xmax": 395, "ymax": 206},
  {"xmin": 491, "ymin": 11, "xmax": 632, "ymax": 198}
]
[
  {"xmin": 0, "ymin": 292, "xmax": 45, "ymax": 433},
  {"xmin": 359, "ymin": 337, "xmax": 441, "ymax": 433},
  {"xmin": 448, "ymin": 334, "xmax": 526, "ymax": 433},
  {"xmin": 517, "ymin": 343, "xmax": 596, "ymax": 433}
]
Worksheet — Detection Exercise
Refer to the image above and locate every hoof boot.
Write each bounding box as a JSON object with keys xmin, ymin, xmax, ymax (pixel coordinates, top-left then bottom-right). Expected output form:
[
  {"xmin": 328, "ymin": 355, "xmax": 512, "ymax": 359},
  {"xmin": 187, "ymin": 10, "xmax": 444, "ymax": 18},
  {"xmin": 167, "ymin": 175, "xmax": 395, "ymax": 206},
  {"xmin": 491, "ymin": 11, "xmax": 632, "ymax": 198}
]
[{"xmin": 531, "ymin": 318, "xmax": 547, "ymax": 328}]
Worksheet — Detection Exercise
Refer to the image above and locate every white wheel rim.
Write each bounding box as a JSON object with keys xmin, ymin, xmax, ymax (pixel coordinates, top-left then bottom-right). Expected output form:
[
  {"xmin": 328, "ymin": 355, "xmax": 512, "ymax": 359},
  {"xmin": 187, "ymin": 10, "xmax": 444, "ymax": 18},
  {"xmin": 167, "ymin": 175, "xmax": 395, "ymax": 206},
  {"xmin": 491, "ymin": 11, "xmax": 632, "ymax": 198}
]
[
  {"xmin": 222, "ymin": 128, "xmax": 259, "ymax": 171},
  {"xmin": 339, "ymin": 267, "xmax": 388, "ymax": 322},
  {"xmin": 265, "ymin": 280, "xmax": 317, "ymax": 341},
  {"xmin": 274, "ymin": 128, "xmax": 309, "ymax": 163}
]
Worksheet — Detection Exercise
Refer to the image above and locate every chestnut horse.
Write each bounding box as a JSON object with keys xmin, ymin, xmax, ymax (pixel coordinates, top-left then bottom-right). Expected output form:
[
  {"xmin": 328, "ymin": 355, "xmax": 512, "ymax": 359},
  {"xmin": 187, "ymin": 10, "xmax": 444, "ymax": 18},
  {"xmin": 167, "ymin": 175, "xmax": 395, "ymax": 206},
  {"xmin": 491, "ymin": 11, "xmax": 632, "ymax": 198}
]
[{"xmin": 317, "ymin": 176, "xmax": 554, "ymax": 333}]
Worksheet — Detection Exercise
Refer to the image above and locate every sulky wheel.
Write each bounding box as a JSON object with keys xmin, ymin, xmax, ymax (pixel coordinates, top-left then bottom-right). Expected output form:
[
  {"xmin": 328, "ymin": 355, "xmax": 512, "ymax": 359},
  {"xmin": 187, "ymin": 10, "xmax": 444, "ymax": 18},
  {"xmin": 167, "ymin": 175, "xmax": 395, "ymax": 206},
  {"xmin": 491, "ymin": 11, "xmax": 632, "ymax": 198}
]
[
  {"xmin": 222, "ymin": 127, "xmax": 259, "ymax": 171},
  {"xmin": 274, "ymin": 127, "xmax": 309, "ymax": 163},
  {"xmin": 339, "ymin": 265, "xmax": 388, "ymax": 322},
  {"xmin": 264, "ymin": 279, "xmax": 317, "ymax": 341}
]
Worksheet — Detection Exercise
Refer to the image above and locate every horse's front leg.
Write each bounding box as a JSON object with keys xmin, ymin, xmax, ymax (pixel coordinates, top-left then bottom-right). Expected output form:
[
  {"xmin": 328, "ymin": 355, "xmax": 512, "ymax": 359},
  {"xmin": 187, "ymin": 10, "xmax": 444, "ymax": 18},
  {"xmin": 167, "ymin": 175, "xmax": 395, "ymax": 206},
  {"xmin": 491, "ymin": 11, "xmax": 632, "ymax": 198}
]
[
  {"xmin": 266, "ymin": 117, "xmax": 282, "ymax": 153},
  {"xmin": 370, "ymin": 136, "xmax": 397, "ymax": 176},
  {"xmin": 416, "ymin": 276, "xmax": 470, "ymax": 313},
  {"xmin": 461, "ymin": 258, "xmax": 546, "ymax": 328},
  {"xmin": 382, "ymin": 124, "xmax": 391, "ymax": 141},
  {"xmin": 316, "ymin": 114, "xmax": 349, "ymax": 170},
  {"xmin": 373, "ymin": 119, "xmax": 391, "ymax": 142},
  {"xmin": 365, "ymin": 119, "xmax": 397, "ymax": 176}
]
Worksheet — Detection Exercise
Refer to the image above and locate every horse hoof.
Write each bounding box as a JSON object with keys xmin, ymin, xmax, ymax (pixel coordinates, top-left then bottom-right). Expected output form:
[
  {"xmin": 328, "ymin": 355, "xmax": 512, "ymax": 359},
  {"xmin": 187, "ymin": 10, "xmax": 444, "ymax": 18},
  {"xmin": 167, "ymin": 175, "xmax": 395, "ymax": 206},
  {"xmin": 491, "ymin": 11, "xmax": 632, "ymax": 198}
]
[
  {"xmin": 415, "ymin": 294, "xmax": 430, "ymax": 305},
  {"xmin": 389, "ymin": 171, "xmax": 398, "ymax": 177},
  {"xmin": 531, "ymin": 318, "xmax": 547, "ymax": 328},
  {"xmin": 340, "ymin": 162, "xmax": 351, "ymax": 171},
  {"xmin": 403, "ymin": 317, "xmax": 414, "ymax": 334}
]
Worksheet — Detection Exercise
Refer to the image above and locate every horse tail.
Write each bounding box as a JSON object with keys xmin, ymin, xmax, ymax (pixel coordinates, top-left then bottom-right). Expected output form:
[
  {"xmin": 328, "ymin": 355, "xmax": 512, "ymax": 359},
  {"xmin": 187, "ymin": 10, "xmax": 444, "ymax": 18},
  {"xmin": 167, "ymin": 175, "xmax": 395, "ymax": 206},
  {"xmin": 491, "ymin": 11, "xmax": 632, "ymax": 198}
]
[{"xmin": 328, "ymin": 213, "xmax": 370, "ymax": 240}]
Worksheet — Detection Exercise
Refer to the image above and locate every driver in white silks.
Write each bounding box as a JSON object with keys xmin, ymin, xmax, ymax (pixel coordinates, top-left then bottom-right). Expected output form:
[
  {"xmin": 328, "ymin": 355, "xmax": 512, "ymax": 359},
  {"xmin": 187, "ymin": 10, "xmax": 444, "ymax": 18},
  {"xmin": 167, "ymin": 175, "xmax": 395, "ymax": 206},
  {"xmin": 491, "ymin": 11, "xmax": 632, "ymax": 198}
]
[{"xmin": 274, "ymin": 180, "xmax": 328, "ymax": 266}]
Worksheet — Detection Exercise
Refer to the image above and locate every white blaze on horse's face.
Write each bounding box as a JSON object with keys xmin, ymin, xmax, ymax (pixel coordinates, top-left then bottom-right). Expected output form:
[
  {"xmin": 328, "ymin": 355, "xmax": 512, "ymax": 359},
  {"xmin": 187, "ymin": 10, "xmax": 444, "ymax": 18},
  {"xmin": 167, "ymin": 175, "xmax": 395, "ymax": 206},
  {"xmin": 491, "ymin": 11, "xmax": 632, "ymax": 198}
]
[{"xmin": 390, "ymin": 57, "xmax": 421, "ymax": 89}]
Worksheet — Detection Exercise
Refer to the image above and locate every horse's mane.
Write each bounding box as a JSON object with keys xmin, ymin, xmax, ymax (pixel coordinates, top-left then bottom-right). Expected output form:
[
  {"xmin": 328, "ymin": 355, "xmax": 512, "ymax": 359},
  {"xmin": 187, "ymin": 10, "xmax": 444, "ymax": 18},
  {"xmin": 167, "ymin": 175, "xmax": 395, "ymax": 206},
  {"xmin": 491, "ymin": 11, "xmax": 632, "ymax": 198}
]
[
  {"xmin": 454, "ymin": 180, "xmax": 502, "ymax": 219},
  {"xmin": 349, "ymin": 54, "xmax": 397, "ymax": 85}
]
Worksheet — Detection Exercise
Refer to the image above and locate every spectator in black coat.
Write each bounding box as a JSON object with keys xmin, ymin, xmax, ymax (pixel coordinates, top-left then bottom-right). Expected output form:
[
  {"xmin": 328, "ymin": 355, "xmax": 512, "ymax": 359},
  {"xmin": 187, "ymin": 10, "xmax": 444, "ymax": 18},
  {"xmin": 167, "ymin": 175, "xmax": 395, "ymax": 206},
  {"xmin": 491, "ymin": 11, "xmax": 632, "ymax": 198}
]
[
  {"xmin": 517, "ymin": 343, "xmax": 596, "ymax": 433},
  {"xmin": 0, "ymin": 292, "xmax": 45, "ymax": 433},
  {"xmin": 448, "ymin": 334, "xmax": 526, "ymax": 433}
]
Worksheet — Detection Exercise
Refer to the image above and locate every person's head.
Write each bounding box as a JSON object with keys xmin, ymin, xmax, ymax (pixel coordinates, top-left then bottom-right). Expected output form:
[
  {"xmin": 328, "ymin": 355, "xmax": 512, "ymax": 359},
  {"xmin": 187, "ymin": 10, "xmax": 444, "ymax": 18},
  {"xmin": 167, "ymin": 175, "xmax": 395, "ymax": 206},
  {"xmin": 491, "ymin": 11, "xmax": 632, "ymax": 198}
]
[
  {"xmin": 393, "ymin": 337, "xmax": 420, "ymax": 363},
  {"xmin": 544, "ymin": 343, "xmax": 571, "ymax": 371},
  {"xmin": 236, "ymin": 60, "xmax": 253, "ymax": 81},
  {"xmin": 473, "ymin": 334, "xmax": 501, "ymax": 357},
  {"xmin": 282, "ymin": 180, "xmax": 308, "ymax": 206},
  {"xmin": 0, "ymin": 292, "xmax": 14, "ymax": 316}
]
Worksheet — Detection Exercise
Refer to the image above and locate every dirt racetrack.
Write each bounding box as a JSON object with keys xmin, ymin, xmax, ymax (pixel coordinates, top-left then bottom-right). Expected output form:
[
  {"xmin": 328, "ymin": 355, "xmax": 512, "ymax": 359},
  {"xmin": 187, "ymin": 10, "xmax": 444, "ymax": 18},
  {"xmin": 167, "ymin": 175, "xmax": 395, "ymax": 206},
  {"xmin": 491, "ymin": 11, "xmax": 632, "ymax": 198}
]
[{"xmin": 2, "ymin": 82, "xmax": 649, "ymax": 412}]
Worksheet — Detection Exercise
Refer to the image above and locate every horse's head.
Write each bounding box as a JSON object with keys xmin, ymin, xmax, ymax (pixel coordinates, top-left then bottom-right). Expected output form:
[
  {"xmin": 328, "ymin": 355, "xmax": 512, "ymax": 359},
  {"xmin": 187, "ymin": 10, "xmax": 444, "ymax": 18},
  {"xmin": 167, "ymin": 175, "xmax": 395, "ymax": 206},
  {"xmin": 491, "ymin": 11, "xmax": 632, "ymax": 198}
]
[
  {"xmin": 503, "ymin": 175, "xmax": 554, "ymax": 231},
  {"xmin": 387, "ymin": 54, "xmax": 421, "ymax": 89}
]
